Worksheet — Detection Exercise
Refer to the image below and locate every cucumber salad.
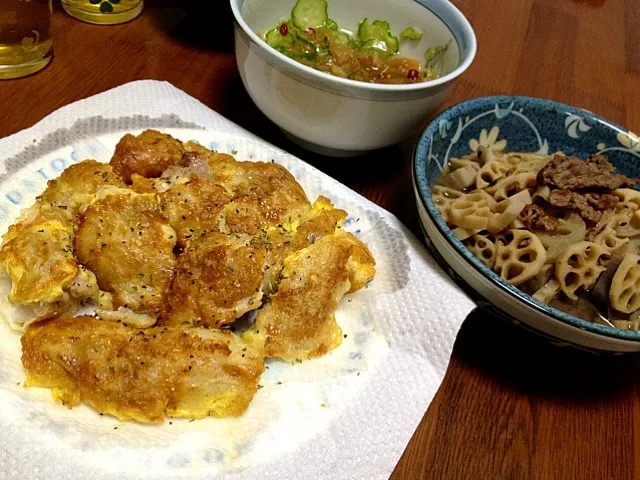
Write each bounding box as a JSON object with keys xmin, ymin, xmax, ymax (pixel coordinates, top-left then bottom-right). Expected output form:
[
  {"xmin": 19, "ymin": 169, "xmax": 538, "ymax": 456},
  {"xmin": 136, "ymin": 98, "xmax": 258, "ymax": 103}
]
[{"xmin": 263, "ymin": 0, "xmax": 450, "ymax": 84}]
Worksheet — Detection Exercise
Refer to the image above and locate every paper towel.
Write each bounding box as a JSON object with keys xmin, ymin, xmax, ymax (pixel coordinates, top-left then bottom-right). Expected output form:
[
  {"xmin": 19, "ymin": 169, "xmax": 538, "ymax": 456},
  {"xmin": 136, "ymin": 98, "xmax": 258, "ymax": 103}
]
[{"xmin": 0, "ymin": 81, "xmax": 475, "ymax": 480}]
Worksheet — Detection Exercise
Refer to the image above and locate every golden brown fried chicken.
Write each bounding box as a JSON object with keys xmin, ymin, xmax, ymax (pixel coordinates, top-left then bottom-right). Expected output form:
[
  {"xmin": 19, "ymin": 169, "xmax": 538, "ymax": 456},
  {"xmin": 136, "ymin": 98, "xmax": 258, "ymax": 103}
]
[
  {"xmin": 1, "ymin": 206, "xmax": 77, "ymax": 304},
  {"xmin": 207, "ymin": 154, "xmax": 311, "ymax": 234},
  {"xmin": 38, "ymin": 160, "xmax": 125, "ymax": 213},
  {"xmin": 110, "ymin": 130, "xmax": 188, "ymax": 183},
  {"xmin": 158, "ymin": 176, "xmax": 231, "ymax": 247},
  {"xmin": 0, "ymin": 160, "xmax": 123, "ymax": 313},
  {"xmin": 21, "ymin": 316, "xmax": 265, "ymax": 423},
  {"xmin": 0, "ymin": 205, "xmax": 99, "ymax": 325},
  {"xmin": 262, "ymin": 196, "xmax": 347, "ymax": 293},
  {"xmin": 244, "ymin": 230, "xmax": 375, "ymax": 361},
  {"xmin": 113, "ymin": 137, "xmax": 310, "ymax": 234},
  {"xmin": 74, "ymin": 190, "xmax": 176, "ymax": 318},
  {"xmin": 162, "ymin": 232, "xmax": 266, "ymax": 328}
]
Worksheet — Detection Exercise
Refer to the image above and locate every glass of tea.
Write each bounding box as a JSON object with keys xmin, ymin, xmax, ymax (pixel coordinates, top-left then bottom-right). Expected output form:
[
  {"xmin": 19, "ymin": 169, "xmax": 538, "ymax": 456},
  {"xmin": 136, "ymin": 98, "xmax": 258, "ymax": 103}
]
[
  {"xmin": 0, "ymin": 0, "xmax": 53, "ymax": 80},
  {"xmin": 61, "ymin": 0, "xmax": 143, "ymax": 25}
]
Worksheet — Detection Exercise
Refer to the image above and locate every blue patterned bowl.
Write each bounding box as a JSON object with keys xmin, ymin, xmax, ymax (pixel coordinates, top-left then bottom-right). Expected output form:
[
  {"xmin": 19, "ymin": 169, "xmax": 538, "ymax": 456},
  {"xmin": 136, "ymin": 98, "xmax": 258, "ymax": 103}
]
[{"xmin": 413, "ymin": 95, "xmax": 640, "ymax": 352}]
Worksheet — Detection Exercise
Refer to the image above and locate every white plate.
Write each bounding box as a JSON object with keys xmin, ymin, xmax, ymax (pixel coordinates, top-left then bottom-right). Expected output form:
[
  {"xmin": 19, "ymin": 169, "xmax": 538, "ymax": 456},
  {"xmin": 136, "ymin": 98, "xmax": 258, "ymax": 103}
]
[{"xmin": 0, "ymin": 127, "xmax": 474, "ymax": 480}]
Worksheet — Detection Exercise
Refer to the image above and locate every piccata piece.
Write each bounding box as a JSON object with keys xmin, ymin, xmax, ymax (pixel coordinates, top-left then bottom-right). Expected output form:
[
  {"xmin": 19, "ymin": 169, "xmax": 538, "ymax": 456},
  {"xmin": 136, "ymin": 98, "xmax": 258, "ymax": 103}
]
[
  {"xmin": 161, "ymin": 232, "xmax": 267, "ymax": 328},
  {"xmin": 244, "ymin": 230, "xmax": 375, "ymax": 361},
  {"xmin": 110, "ymin": 129, "xmax": 189, "ymax": 183},
  {"xmin": 74, "ymin": 190, "xmax": 176, "ymax": 322},
  {"xmin": 22, "ymin": 316, "xmax": 265, "ymax": 423},
  {"xmin": 38, "ymin": 160, "xmax": 126, "ymax": 213}
]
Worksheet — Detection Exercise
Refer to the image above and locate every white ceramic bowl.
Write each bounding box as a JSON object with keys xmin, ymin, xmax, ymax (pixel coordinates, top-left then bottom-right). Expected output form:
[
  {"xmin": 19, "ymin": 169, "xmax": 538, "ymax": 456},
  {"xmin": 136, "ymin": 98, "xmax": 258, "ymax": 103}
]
[{"xmin": 231, "ymin": 0, "xmax": 477, "ymax": 156}]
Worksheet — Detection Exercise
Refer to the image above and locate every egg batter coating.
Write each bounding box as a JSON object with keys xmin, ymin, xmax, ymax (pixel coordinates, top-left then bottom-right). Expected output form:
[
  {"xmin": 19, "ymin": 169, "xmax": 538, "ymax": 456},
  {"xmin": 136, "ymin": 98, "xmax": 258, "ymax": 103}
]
[
  {"xmin": 0, "ymin": 204, "xmax": 98, "ymax": 325},
  {"xmin": 0, "ymin": 159, "xmax": 123, "ymax": 309},
  {"xmin": 110, "ymin": 130, "xmax": 188, "ymax": 183},
  {"xmin": 0, "ymin": 207, "xmax": 77, "ymax": 304},
  {"xmin": 158, "ymin": 176, "xmax": 231, "ymax": 247},
  {"xmin": 262, "ymin": 196, "xmax": 348, "ymax": 294},
  {"xmin": 206, "ymin": 154, "xmax": 311, "ymax": 234},
  {"xmin": 161, "ymin": 232, "xmax": 266, "ymax": 328},
  {"xmin": 113, "ymin": 135, "xmax": 311, "ymax": 234},
  {"xmin": 74, "ymin": 191, "xmax": 176, "ymax": 318},
  {"xmin": 21, "ymin": 316, "xmax": 265, "ymax": 423},
  {"xmin": 38, "ymin": 160, "xmax": 125, "ymax": 213},
  {"xmin": 244, "ymin": 230, "xmax": 375, "ymax": 361}
]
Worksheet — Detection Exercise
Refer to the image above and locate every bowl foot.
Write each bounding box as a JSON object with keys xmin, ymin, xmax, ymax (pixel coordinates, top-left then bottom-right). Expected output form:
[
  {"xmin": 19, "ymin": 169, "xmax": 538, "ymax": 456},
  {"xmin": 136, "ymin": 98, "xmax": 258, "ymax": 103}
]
[{"xmin": 281, "ymin": 130, "xmax": 370, "ymax": 157}]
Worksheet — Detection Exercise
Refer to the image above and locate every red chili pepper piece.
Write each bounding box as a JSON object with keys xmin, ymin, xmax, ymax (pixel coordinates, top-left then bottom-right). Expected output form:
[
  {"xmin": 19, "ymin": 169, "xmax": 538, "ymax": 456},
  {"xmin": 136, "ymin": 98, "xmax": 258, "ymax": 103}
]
[
  {"xmin": 279, "ymin": 23, "xmax": 288, "ymax": 36},
  {"xmin": 407, "ymin": 69, "xmax": 420, "ymax": 80}
]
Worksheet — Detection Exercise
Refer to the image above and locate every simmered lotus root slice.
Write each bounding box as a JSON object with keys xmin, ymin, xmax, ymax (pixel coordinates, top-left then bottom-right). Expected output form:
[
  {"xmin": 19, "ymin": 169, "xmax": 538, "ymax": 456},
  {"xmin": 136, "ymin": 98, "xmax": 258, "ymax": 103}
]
[
  {"xmin": 508, "ymin": 218, "xmax": 526, "ymax": 229},
  {"xmin": 452, "ymin": 227, "xmax": 481, "ymax": 241},
  {"xmin": 555, "ymin": 241, "xmax": 610, "ymax": 300},
  {"xmin": 475, "ymin": 161, "xmax": 510, "ymax": 190},
  {"xmin": 536, "ymin": 212, "xmax": 586, "ymax": 262},
  {"xmin": 532, "ymin": 278, "xmax": 561, "ymax": 304},
  {"xmin": 593, "ymin": 227, "xmax": 629, "ymax": 254},
  {"xmin": 445, "ymin": 164, "xmax": 479, "ymax": 190},
  {"xmin": 500, "ymin": 152, "xmax": 548, "ymax": 169},
  {"xmin": 449, "ymin": 153, "xmax": 481, "ymax": 170},
  {"xmin": 475, "ymin": 146, "xmax": 501, "ymax": 165},
  {"xmin": 532, "ymin": 185, "xmax": 551, "ymax": 203},
  {"xmin": 431, "ymin": 185, "xmax": 464, "ymax": 223},
  {"xmin": 511, "ymin": 156, "xmax": 552, "ymax": 176},
  {"xmin": 607, "ymin": 208, "xmax": 640, "ymax": 238},
  {"xmin": 487, "ymin": 190, "xmax": 532, "ymax": 233},
  {"xmin": 609, "ymin": 254, "xmax": 640, "ymax": 313},
  {"xmin": 494, "ymin": 229, "xmax": 547, "ymax": 286},
  {"xmin": 464, "ymin": 234, "xmax": 497, "ymax": 268},
  {"xmin": 449, "ymin": 191, "xmax": 496, "ymax": 230},
  {"xmin": 616, "ymin": 201, "xmax": 640, "ymax": 213},
  {"xmin": 613, "ymin": 189, "xmax": 640, "ymax": 209},
  {"xmin": 524, "ymin": 263, "xmax": 554, "ymax": 293},
  {"xmin": 488, "ymin": 172, "xmax": 538, "ymax": 202}
]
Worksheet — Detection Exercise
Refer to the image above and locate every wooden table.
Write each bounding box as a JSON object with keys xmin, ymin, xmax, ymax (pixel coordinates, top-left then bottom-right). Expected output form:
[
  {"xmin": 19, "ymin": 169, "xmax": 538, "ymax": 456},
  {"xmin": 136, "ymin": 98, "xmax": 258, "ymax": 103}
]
[{"xmin": 1, "ymin": 1, "xmax": 639, "ymax": 478}]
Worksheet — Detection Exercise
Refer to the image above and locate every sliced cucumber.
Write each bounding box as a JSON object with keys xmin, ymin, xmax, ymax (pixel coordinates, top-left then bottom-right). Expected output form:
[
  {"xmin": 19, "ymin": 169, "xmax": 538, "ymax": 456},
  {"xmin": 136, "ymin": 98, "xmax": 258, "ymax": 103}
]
[
  {"xmin": 425, "ymin": 41, "xmax": 450, "ymax": 73},
  {"xmin": 326, "ymin": 18, "xmax": 338, "ymax": 31},
  {"xmin": 294, "ymin": 29, "xmax": 316, "ymax": 46},
  {"xmin": 265, "ymin": 26, "xmax": 293, "ymax": 52},
  {"xmin": 291, "ymin": 0, "xmax": 328, "ymax": 30},
  {"xmin": 332, "ymin": 30, "xmax": 351, "ymax": 45},
  {"xmin": 400, "ymin": 27, "xmax": 423, "ymax": 41},
  {"xmin": 358, "ymin": 19, "xmax": 399, "ymax": 55}
]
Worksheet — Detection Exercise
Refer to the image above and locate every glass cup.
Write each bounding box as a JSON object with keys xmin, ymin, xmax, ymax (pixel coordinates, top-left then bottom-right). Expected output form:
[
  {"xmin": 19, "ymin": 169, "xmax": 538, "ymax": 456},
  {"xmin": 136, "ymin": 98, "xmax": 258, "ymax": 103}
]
[
  {"xmin": 0, "ymin": 0, "xmax": 53, "ymax": 80},
  {"xmin": 61, "ymin": 0, "xmax": 144, "ymax": 25}
]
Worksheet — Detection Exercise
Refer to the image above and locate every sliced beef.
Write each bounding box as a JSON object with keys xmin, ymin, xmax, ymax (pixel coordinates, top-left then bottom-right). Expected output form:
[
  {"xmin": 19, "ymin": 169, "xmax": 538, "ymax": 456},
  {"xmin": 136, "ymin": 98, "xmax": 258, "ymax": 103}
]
[
  {"xmin": 584, "ymin": 192, "xmax": 619, "ymax": 210},
  {"xmin": 519, "ymin": 204, "xmax": 559, "ymax": 232},
  {"xmin": 537, "ymin": 153, "xmax": 639, "ymax": 190},
  {"xmin": 548, "ymin": 189, "xmax": 618, "ymax": 224}
]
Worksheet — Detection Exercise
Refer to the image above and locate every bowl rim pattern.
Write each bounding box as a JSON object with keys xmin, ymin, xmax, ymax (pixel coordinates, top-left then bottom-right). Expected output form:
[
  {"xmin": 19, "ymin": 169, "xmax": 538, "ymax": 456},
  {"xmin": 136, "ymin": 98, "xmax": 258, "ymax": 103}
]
[{"xmin": 413, "ymin": 94, "xmax": 640, "ymax": 343}]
